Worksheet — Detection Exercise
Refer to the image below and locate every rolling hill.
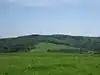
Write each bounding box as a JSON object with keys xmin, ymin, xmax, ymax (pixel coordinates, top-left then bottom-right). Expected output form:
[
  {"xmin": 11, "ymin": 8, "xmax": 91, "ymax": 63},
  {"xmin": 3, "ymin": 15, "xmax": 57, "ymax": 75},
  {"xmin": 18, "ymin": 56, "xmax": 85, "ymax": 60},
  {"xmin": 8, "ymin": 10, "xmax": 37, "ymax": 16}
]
[{"xmin": 0, "ymin": 34, "xmax": 100, "ymax": 53}]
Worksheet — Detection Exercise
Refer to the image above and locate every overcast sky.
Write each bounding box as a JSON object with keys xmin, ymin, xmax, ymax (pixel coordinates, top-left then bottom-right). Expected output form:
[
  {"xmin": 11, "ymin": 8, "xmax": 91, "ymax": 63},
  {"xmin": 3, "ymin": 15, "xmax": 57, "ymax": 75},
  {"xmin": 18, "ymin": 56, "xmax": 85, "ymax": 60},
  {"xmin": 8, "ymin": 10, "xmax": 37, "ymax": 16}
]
[{"xmin": 0, "ymin": 0, "xmax": 100, "ymax": 37}]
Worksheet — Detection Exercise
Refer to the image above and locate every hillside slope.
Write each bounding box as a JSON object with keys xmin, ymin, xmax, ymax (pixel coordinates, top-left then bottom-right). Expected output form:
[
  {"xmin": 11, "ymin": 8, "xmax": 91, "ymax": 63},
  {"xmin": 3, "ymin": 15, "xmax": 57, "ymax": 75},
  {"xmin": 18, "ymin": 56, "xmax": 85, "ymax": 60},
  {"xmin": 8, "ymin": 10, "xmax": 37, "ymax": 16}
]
[
  {"xmin": 31, "ymin": 43, "xmax": 79, "ymax": 52},
  {"xmin": 0, "ymin": 34, "xmax": 100, "ymax": 53}
]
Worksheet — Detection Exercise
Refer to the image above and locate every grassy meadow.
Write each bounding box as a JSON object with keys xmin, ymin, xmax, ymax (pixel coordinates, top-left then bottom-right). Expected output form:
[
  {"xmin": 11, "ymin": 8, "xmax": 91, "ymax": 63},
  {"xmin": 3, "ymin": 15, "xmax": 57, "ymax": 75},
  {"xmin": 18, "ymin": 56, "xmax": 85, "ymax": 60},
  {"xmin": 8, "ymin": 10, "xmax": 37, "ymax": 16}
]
[
  {"xmin": 31, "ymin": 43, "xmax": 79, "ymax": 52},
  {"xmin": 0, "ymin": 53, "xmax": 100, "ymax": 75}
]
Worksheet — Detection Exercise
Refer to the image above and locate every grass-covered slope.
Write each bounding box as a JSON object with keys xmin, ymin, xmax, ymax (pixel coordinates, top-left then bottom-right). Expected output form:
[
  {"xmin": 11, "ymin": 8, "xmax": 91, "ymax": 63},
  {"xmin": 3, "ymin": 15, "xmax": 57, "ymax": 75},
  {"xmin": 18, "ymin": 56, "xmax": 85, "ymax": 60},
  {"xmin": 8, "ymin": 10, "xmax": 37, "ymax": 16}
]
[{"xmin": 31, "ymin": 43, "xmax": 79, "ymax": 52}]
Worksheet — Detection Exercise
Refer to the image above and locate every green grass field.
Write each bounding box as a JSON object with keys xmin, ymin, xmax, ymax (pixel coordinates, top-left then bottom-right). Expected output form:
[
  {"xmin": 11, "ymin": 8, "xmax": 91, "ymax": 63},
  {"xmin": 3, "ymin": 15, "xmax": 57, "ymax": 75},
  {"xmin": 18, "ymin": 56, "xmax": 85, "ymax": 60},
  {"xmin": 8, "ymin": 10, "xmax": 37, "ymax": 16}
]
[
  {"xmin": 0, "ymin": 53, "xmax": 100, "ymax": 75},
  {"xmin": 31, "ymin": 43, "xmax": 79, "ymax": 52}
]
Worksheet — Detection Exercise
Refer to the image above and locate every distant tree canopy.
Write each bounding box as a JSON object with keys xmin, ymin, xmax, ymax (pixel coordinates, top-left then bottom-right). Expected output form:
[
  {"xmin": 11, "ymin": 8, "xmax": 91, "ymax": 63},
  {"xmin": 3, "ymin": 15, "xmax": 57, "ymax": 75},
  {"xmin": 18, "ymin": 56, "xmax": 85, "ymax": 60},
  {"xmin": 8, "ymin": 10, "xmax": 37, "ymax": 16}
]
[{"xmin": 0, "ymin": 34, "xmax": 100, "ymax": 53}]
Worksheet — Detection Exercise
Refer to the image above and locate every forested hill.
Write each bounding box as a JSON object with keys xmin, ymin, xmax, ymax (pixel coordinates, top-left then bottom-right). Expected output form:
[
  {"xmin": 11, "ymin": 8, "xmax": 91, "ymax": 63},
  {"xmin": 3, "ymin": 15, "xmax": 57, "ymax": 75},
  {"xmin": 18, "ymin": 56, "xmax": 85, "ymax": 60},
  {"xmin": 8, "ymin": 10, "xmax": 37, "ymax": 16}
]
[{"xmin": 0, "ymin": 34, "xmax": 100, "ymax": 53}]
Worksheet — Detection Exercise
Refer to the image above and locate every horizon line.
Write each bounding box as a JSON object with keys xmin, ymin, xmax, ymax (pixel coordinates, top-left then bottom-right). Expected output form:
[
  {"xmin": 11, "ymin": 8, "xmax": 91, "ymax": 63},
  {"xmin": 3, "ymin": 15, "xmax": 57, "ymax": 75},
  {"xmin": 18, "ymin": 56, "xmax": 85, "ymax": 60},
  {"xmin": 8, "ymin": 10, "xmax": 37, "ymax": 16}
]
[{"xmin": 0, "ymin": 33, "xmax": 100, "ymax": 39}]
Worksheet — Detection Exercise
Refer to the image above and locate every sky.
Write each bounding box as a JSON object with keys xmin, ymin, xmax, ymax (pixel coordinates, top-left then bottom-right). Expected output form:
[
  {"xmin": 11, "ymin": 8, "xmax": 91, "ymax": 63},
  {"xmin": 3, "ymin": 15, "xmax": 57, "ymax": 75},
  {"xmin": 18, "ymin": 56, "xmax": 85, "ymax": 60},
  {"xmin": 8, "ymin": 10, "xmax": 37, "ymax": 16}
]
[{"xmin": 0, "ymin": 0, "xmax": 100, "ymax": 37}]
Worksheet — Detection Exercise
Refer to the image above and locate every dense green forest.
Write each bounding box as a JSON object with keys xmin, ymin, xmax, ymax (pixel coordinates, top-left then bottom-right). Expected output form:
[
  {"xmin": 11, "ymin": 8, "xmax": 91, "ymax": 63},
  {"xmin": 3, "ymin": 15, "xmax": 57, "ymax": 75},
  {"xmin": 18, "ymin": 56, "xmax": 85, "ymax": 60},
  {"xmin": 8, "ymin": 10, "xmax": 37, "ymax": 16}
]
[{"xmin": 0, "ymin": 34, "xmax": 100, "ymax": 53}]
